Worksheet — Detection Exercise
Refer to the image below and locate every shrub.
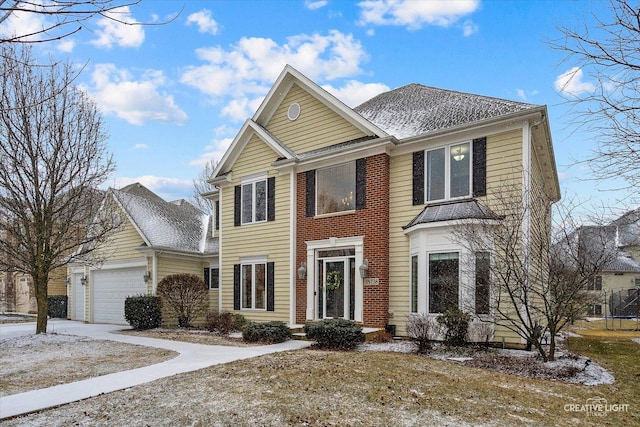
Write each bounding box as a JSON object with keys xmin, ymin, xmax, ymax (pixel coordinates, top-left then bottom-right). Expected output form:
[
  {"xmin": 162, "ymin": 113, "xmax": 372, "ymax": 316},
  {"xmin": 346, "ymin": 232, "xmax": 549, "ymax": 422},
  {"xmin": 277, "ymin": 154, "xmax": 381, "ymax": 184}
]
[
  {"xmin": 242, "ymin": 321, "xmax": 291, "ymax": 343},
  {"xmin": 206, "ymin": 312, "xmax": 248, "ymax": 334},
  {"xmin": 406, "ymin": 314, "xmax": 441, "ymax": 353},
  {"xmin": 304, "ymin": 318, "xmax": 363, "ymax": 350},
  {"xmin": 124, "ymin": 295, "xmax": 162, "ymax": 330},
  {"xmin": 47, "ymin": 295, "xmax": 68, "ymax": 318},
  {"xmin": 437, "ymin": 307, "xmax": 471, "ymax": 346},
  {"xmin": 157, "ymin": 273, "xmax": 208, "ymax": 328}
]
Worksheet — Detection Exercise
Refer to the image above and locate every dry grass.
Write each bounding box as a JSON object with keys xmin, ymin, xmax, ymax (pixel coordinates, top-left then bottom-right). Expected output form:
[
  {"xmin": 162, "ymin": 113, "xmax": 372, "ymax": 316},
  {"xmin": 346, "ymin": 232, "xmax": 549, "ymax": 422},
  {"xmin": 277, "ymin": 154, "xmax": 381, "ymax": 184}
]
[
  {"xmin": 2, "ymin": 322, "xmax": 639, "ymax": 426},
  {"xmin": 0, "ymin": 314, "xmax": 36, "ymax": 324},
  {"xmin": 118, "ymin": 328, "xmax": 258, "ymax": 347},
  {"xmin": 0, "ymin": 335, "xmax": 176, "ymax": 396}
]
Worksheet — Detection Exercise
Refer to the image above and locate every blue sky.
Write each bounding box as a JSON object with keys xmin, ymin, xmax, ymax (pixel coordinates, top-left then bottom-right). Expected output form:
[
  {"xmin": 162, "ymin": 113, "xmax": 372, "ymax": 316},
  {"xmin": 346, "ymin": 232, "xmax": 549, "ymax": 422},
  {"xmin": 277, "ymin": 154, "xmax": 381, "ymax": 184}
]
[{"xmin": 3, "ymin": 0, "xmax": 633, "ymax": 215}]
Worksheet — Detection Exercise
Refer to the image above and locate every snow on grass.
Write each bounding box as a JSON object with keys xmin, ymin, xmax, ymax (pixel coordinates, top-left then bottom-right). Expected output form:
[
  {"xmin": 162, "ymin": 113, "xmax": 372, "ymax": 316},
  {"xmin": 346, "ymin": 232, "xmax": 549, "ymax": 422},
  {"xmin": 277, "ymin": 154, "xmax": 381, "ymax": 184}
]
[{"xmin": 1, "ymin": 332, "xmax": 92, "ymax": 348}]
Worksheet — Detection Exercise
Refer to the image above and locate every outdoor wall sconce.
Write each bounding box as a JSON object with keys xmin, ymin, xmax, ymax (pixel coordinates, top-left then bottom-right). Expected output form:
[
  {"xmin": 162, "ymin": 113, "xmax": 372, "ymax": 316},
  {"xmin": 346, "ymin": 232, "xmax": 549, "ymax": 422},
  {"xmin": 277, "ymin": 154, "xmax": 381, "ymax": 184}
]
[
  {"xmin": 359, "ymin": 259, "xmax": 369, "ymax": 278},
  {"xmin": 80, "ymin": 275, "xmax": 87, "ymax": 286},
  {"xmin": 298, "ymin": 262, "xmax": 307, "ymax": 280},
  {"xmin": 143, "ymin": 270, "xmax": 151, "ymax": 283}
]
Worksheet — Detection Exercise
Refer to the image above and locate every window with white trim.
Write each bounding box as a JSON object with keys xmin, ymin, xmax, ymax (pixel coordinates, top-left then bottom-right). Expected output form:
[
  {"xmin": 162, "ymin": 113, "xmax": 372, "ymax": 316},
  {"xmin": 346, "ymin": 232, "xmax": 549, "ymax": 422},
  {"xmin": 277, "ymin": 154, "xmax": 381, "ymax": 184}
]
[
  {"xmin": 410, "ymin": 255, "xmax": 418, "ymax": 313},
  {"xmin": 425, "ymin": 142, "xmax": 471, "ymax": 202},
  {"xmin": 428, "ymin": 252, "xmax": 459, "ymax": 314},
  {"xmin": 241, "ymin": 262, "xmax": 266, "ymax": 310},
  {"xmin": 241, "ymin": 179, "xmax": 267, "ymax": 224}
]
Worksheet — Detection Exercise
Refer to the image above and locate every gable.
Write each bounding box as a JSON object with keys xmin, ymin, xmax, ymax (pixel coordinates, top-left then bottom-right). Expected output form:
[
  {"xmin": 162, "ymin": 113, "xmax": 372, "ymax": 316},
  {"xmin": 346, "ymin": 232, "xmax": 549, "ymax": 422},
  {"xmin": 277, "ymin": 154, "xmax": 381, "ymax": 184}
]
[
  {"xmin": 233, "ymin": 133, "xmax": 284, "ymax": 177},
  {"xmin": 265, "ymin": 82, "xmax": 368, "ymax": 154}
]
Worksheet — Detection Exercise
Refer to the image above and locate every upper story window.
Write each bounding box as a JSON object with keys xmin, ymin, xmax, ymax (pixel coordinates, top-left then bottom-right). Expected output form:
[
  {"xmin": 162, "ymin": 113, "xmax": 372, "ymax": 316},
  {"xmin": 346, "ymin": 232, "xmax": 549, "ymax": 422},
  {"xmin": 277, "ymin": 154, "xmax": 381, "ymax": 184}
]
[
  {"xmin": 426, "ymin": 142, "xmax": 471, "ymax": 202},
  {"xmin": 234, "ymin": 175, "xmax": 275, "ymax": 226},
  {"xmin": 413, "ymin": 137, "xmax": 486, "ymax": 206},
  {"xmin": 242, "ymin": 179, "xmax": 267, "ymax": 224},
  {"xmin": 317, "ymin": 162, "xmax": 355, "ymax": 215},
  {"xmin": 306, "ymin": 158, "xmax": 366, "ymax": 217}
]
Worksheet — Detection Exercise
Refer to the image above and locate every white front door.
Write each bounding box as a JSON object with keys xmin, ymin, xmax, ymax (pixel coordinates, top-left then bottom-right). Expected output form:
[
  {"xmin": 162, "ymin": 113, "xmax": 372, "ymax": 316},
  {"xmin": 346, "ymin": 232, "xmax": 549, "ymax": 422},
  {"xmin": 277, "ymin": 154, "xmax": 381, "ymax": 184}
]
[{"xmin": 318, "ymin": 256, "xmax": 355, "ymax": 320}]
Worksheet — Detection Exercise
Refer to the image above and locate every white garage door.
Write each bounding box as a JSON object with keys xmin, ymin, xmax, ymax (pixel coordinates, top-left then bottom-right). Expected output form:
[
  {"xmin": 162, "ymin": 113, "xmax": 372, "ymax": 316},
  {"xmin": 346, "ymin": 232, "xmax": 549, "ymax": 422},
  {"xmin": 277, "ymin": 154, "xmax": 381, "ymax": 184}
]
[{"xmin": 93, "ymin": 267, "xmax": 147, "ymax": 325}]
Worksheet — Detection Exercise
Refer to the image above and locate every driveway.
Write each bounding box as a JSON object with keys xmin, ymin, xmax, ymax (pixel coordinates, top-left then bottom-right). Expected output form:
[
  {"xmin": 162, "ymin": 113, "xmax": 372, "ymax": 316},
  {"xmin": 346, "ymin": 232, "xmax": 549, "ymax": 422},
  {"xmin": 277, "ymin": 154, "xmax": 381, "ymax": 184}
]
[{"xmin": 0, "ymin": 319, "xmax": 312, "ymax": 420}]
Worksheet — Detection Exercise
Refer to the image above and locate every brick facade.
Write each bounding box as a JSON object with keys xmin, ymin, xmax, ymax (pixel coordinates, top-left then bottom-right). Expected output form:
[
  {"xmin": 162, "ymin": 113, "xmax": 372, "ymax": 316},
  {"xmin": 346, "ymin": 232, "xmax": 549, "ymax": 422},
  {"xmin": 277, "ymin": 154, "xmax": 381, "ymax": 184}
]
[{"xmin": 295, "ymin": 153, "xmax": 390, "ymax": 327}]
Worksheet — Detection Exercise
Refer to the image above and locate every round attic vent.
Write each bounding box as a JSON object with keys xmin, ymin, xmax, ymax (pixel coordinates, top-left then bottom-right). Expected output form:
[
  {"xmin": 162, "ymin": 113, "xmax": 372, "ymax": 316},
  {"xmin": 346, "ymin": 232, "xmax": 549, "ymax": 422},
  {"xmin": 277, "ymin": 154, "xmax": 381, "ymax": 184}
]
[{"xmin": 287, "ymin": 103, "xmax": 301, "ymax": 121}]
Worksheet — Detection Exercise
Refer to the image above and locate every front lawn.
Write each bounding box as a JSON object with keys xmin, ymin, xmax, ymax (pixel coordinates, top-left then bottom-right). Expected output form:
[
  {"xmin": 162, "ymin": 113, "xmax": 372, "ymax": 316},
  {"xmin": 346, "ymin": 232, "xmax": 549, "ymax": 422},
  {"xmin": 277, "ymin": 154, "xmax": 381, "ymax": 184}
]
[{"xmin": 4, "ymin": 329, "xmax": 639, "ymax": 426}]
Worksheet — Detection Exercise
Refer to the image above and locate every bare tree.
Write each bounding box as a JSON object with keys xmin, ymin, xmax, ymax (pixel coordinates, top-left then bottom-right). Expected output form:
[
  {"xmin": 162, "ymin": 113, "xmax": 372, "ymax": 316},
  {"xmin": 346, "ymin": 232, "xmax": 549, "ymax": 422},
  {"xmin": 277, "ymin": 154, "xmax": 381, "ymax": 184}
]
[
  {"xmin": 553, "ymin": 0, "xmax": 640, "ymax": 190},
  {"xmin": 192, "ymin": 159, "xmax": 217, "ymax": 215},
  {"xmin": 0, "ymin": 43, "xmax": 118, "ymax": 333},
  {"xmin": 454, "ymin": 185, "xmax": 617, "ymax": 361},
  {"xmin": 0, "ymin": 0, "xmax": 166, "ymax": 44}
]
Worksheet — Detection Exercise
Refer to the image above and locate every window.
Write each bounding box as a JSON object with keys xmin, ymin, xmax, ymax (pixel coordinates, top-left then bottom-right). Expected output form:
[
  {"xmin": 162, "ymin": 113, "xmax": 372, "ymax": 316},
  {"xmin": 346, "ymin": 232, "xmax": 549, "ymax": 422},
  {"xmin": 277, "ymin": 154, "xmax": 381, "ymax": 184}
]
[
  {"xmin": 241, "ymin": 263, "xmax": 266, "ymax": 310},
  {"xmin": 413, "ymin": 138, "xmax": 485, "ymax": 206},
  {"xmin": 635, "ymin": 278, "xmax": 640, "ymax": 287},
  {"xmin": 475, "ymin": 252, "xmax": 490, "ymax": 314},
  {"xmin": 594, "ymin": 304, "xmax": 602, "ymax": 315},
  {"xmin": 234, "ymin": 177, "xmax": 275, "ymax": 226},
  {"xmin": 428, "ymin": 252, "xmax": 459, "ymax": 313},
  {"xmin": 410, "ymin": 255, "xmax": 418, "ymax": 313},
  {"xmin": 242, "ymin": 180, "xmax": 267, "ymax": 224},
  {"xmin": 587, "ymin": 276, "xmax": 603, "ymax": 291},
  {"xmin": 425, "ymin": 142, "xmax": 470, "ymax": 202},
  {"xmin": 204, "ymin": 267, "xmax": 219, "ymax": 290},
  {"xmin": 316, "ymin": 162, "xmax": 355, "ymax": 215}
]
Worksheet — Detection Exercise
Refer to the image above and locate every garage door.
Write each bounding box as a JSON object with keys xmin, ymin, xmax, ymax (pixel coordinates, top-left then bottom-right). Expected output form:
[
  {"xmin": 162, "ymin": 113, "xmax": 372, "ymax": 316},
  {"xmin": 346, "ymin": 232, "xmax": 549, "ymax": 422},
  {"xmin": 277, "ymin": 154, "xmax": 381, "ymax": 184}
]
[{"xmin": 93, "ymin": 267, "xmax": 147, "ymax": 325}]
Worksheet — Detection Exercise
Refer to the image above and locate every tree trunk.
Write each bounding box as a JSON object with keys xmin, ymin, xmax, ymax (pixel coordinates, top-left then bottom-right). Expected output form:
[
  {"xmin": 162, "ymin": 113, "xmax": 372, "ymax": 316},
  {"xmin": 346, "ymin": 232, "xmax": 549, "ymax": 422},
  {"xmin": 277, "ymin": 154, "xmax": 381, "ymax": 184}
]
[{"xmin": 35, "ymin": 276, "xmax": 48, "ymax": 334}]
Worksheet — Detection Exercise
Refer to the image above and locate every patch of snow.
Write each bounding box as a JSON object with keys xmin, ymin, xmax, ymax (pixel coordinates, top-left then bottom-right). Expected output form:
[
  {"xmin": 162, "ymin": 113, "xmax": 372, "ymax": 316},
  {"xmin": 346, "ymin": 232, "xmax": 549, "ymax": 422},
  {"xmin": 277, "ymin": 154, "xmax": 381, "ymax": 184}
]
[
  {"xmin": 562, "ymin": 330, "xmax": 582, "ymax": 338},
  {"xmin": 447, "ymin": 357, "xmax": 473, "ymax": 362},
  {"xmin": 0, "ymin": 333, "xmax": 92, "ymax": 348},
  {"xmin": 633, "ymin": 338, "xmax": 640, "ymax": 345},
  {"xmin": 544, "ymin": 356, "xmax": 614, "ymax": 386},
  {"xmin": 358, "ymin": 340, "xmax": 417, "ymax": 353}
]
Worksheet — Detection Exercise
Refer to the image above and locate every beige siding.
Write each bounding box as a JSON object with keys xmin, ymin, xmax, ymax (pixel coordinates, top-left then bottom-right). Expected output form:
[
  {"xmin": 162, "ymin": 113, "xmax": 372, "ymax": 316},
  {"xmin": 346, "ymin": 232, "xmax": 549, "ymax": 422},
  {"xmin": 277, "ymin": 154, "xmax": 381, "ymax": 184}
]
[
  {"xmin": 265, "ymin": 83, "xmax": 367, "ymax": 153},
  {"xmin": 388, "ymin": 130, "xmax": 526, "ymax": 345},
  {"xmin": 157, "ymin": 257, "xmax": 206, "ymax": 282},
  {"xmin": 95, "ymin": 214, "xmax": 145, "ymax": 262},
  {"xmin": 220, "ymin": 135, "xmax": 291, "ymax": 323},
  {"xmin": 48, "ymin": 267, "xmax": 67, "ymax": 296}
]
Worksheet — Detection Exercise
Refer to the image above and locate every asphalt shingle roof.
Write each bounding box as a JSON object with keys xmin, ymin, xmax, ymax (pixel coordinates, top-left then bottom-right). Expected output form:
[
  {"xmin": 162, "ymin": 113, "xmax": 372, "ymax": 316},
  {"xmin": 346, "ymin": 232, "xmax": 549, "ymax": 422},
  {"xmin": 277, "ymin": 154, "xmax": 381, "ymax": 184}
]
[
  {"xmin": 354, "ymin": 84, "xmax": 538, "ymax": 139},
  {"xmin": 112, "ymin": 183, "xmax": 217, "ymax": 255}
]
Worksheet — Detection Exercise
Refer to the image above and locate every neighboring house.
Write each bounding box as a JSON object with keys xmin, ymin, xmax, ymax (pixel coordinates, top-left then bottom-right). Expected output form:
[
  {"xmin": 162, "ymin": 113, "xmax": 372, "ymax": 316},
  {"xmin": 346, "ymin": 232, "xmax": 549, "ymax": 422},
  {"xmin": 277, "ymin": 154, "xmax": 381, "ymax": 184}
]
[
  {"xmin": 68, "ymin": 183, "xmax": 218, "ymax": 325},
  {"xmin": 207, "ymin": 65, "xmax": 560, "ymax": 346},
  {"xmin": 578, "ymin": 210, "xmax": 640, "ymax": 316},
  {"xmin": 0, "ymin": 231, "xmax": 66, "ymax": 314}
]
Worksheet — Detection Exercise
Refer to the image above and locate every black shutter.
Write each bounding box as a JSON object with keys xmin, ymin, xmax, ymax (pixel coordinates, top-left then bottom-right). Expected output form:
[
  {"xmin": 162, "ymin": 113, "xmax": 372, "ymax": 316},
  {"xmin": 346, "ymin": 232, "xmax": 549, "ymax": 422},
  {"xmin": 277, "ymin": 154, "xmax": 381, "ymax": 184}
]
[
  {"xmin": 306, "ymin": 170, "xmax": 315, "ymax": 217},
  {"xmin": 412, "ymin": 151, "xmax": 425, "ymax": 205},
  {"xmin": 204, "ymin": 267, "xmax": 210, "ymax": 289},
  {"xmin": 267, "ymin": 262, "xmax": 275, "ymax": 311},
  {"xmin": 267, "ymin": 177, "xmax": 275, "ymax": 222},
  {"xmin": 234, "ymin": 185, "xmax": 241, "ymax": 226},
  {"xmin": 233, "ymin": 264, "xmax": 240, "ymax": 310},
  {"xmin": 472, "ymin": 137, "xmax": 487, "ymax": 197},
  {"xmin": 215, "ymin": 201, "xmax": 220, "ymax": 230},
  {"xmin": 356, "ymin": 158, "xmax": 366, "ymax": 210}
]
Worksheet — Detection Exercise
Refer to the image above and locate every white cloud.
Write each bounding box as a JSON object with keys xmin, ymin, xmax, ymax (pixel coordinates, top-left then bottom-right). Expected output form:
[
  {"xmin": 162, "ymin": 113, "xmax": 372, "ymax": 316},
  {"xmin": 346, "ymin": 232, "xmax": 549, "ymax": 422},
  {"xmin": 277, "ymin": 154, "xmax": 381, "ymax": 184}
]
[
  {"xmin": 83, "ymin": 63, "xmax": 188, "ymax": 126},
  {"xmin": 322, "ymin": 80, "xmax": 389, "ymax": 107},
  {"xmin": 56, "ymin": 39, "xmax": 76, "ymax": 53},
  {"xmin": 112, "ymin": 176, "xmax": 193, "ymax": 201},
  {"xmin": 462, "ymin": 19, "xmax": 478, "ymax": 36},
  {"xmin": 358, "ymin": 0, "xmax": 480, "ymax": 30},
  {"xmin": 305, "ymin": 0, "xmax": 328, "ymax": 10},
  {"xmin": 190, "ymin": 137, "xmax": 234, "ymax": 167},
  {"xmin": 0, "ymin": 4, "xmax": 49, "ymax": 42},
  {"xmin": 515, "ymin": 89, "xmax": 540, "ymax": 102},
  {"xmin": 131, "ymin": 144, "xmax": 148, "ymax": 150},
  {"xmin": 186, "ymin": 9, "xmax": 219, "ymax": 35},
  {"xmin": 554, "ymin": 67, "xmax": 596, "ymax": 96},
  {"xmin": 89, "ymin": 6, "xmax": 144, "ymax": 49},
  {"xmin": 180, "ymin": 30, "xmax": 369, "ymax": 120}
]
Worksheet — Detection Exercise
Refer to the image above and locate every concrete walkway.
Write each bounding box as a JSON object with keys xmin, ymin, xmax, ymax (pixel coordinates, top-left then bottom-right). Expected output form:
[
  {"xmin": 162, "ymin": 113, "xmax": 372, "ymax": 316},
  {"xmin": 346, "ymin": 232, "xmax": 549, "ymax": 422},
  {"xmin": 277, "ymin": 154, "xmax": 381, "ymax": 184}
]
[{"xmin": 0, "ymin": 319, "xmax": 312, "ymax": 420}]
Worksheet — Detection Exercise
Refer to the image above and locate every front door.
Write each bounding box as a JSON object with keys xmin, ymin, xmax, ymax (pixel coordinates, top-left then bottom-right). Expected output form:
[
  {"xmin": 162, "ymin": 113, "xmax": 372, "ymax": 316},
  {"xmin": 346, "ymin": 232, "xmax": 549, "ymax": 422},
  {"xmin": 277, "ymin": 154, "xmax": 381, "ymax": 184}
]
[{"xmin": 318, "ymin": 256, "xmax": 355, "ymax": 320}]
